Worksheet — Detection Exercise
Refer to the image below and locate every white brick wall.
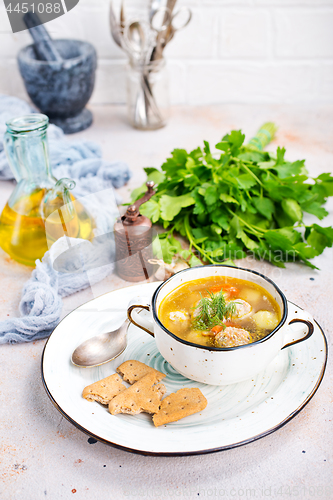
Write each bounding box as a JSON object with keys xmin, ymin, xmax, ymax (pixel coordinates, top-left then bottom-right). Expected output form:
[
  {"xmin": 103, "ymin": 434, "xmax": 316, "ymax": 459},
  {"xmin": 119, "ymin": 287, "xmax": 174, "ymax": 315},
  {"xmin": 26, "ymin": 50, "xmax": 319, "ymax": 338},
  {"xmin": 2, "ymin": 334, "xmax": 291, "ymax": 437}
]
[{"xmin": 0, "ymin": 0, "xmax": 332, "ymax": 104}]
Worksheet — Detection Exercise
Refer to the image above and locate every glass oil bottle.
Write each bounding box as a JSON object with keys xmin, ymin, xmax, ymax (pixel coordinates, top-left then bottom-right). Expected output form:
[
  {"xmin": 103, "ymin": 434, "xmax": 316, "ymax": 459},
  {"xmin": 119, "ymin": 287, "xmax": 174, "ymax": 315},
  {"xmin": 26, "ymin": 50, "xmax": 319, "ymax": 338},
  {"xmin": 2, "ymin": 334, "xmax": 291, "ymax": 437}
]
[{"xmin": 0, "ymin": 114, "xmax": 93, "ymax": 266}]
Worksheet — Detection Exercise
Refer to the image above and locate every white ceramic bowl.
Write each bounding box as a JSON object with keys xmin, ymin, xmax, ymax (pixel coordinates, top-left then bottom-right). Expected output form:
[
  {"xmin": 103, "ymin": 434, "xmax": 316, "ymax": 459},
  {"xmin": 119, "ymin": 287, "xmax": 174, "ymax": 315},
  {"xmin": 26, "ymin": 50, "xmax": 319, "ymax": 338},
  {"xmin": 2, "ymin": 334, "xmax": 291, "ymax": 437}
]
[{"xmin": 128, "ymin": 265, "xmax": 314, "ymax": 385}]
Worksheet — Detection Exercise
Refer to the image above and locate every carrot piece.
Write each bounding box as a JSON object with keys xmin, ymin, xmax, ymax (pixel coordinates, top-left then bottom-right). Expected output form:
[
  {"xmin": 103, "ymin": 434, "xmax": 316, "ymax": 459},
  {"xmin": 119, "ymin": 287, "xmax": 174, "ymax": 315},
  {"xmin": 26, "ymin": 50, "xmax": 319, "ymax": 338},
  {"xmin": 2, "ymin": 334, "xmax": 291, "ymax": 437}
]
[
  {"xmin": 224, "ymin": 321, "xmax": 238, "ymax": 328},
  {"xmin": 211, "ymin": 324, "xmax": 224, "ymax": 334},
  {"xmin": 209, "ymin": 285, "xmax": 239, "ymax": 297},
  {"xmin": 225, "ymin": 286, "xmax": 239, "ymax": 298}
]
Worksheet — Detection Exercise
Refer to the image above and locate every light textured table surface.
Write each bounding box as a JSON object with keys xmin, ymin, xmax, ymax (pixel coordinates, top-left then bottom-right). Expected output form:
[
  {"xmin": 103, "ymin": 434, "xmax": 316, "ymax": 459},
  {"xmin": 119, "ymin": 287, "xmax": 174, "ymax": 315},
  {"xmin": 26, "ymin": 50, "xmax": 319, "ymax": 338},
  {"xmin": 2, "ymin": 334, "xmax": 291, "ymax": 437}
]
[{"xmin": 0, "ymin": 104, "xmax": 332, "ymax": 500}]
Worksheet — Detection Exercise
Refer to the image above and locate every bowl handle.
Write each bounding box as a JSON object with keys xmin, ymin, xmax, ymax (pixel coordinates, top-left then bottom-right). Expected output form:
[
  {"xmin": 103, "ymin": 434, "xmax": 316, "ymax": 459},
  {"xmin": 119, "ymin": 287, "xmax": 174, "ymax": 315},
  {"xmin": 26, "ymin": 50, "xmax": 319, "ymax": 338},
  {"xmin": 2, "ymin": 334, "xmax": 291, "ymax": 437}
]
[
  {"xmin": 127, "ymin": 296, "xmax": 154, "ymax": 337},
  {"xmin": 281, "ymin": 311, "xmax": 314, "ymax": 350}
]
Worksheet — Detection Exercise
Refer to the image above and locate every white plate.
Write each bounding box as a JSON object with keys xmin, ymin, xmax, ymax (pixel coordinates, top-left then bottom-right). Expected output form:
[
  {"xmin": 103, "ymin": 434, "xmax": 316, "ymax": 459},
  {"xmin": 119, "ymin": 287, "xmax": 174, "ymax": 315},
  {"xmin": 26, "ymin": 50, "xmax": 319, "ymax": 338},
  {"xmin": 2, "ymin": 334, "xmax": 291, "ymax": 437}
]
[{"xmin": 42, "ymin": 282, "xmax": 328, "ymax": 456}]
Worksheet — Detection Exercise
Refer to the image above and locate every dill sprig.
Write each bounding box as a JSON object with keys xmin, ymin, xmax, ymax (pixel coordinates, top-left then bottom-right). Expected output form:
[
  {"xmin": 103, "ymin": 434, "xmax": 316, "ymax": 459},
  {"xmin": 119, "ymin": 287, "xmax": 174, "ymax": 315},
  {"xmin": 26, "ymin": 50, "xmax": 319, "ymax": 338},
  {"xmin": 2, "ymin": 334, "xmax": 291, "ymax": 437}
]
[{"xmin": 192, "ymin": 291, "xmax": 237, "ymax": 331}]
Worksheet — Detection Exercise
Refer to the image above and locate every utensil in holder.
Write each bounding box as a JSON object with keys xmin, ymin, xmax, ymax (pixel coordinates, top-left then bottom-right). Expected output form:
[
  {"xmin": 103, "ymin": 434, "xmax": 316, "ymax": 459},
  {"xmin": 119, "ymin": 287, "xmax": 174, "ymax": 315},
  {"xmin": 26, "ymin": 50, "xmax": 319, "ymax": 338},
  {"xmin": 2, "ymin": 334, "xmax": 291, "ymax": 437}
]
[{"xmin": 127, "ymin": 58, "xmax": 169, "ymax": 130}]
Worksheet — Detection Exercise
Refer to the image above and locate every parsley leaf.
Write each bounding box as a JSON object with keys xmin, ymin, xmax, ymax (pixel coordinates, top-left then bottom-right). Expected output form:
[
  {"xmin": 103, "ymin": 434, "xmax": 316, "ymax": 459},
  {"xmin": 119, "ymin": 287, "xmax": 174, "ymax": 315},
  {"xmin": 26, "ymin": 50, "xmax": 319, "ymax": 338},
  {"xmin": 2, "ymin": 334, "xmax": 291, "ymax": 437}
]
[{"xmin": 160, "ymin": 193, "xmax": 195, "ymax": 221}]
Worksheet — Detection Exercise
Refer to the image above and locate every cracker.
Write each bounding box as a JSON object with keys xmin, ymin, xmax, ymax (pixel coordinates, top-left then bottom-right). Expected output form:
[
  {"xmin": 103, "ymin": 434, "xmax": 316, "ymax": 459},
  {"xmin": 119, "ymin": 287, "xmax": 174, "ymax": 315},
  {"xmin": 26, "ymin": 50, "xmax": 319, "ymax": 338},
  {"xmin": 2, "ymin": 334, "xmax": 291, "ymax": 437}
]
[
  {"xmin": 152, "ymin": 388, "xmax": 207, "ymax": 427},
  {"xmin": 82, "ymin": 373, "xmax": 127, "ymax": 405},
  {"xmin": 109, "ymin": 372, "xmax": 166, "ymax": 416},
  {"xmin": 116, "ymin": 360, "xmax": 164, "ymax": 385}
]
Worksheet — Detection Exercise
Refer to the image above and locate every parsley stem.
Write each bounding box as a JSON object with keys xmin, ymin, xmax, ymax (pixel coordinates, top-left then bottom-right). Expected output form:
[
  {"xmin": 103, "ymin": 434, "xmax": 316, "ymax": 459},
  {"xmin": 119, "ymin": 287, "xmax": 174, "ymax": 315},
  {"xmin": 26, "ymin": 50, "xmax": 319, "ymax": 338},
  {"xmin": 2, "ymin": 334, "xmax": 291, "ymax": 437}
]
[
  {"xmin": 165, "ymin": 226, "xmax": 175, "ymax": 238},
  {"xmin": 240, "ymin": 162, "xmax": 264, "ymax": 187},
  {"xmin": 226, "ymin": 208, "xmax": 267, "ymax": 235},
  {"xmin": 184, "ymin": 214, "xmax": 216, "ymax": 264}
]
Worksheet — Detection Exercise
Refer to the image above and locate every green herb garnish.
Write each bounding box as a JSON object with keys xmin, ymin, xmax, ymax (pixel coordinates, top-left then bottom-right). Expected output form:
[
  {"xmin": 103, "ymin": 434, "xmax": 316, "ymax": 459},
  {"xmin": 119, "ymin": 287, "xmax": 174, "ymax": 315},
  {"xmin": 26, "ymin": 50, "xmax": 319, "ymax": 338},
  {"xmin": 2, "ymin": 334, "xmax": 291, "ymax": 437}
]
[
  {"xmin": 192, "ymin": 291, "xmax": 237, "ymax": 331},
  {"xmin": 132, "ymin": 123, "xmax": 333, "ymax": 269}
]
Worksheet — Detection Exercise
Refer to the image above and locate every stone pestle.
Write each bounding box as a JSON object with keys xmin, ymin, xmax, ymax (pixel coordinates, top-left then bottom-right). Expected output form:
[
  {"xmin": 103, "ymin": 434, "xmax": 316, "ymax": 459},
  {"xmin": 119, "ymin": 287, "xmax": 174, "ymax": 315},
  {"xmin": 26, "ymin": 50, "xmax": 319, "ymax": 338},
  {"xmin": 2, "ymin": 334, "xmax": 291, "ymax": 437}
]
[
  {"xmin": 23, "ymin": 12, "xmax": 63, "ymax": 62},
  {"xmin": 18, "ymin": 13, "xmax": 97, "ymax": 133}
]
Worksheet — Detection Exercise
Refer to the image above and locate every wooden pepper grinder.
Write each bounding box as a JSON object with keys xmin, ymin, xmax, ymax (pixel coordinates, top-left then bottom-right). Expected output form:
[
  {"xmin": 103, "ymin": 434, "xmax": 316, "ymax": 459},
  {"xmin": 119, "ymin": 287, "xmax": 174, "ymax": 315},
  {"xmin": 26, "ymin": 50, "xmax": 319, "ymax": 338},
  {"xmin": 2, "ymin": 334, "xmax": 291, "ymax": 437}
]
[{"xmin": 114, "ymin": 181, "xmax": 156, "ymax": 281}]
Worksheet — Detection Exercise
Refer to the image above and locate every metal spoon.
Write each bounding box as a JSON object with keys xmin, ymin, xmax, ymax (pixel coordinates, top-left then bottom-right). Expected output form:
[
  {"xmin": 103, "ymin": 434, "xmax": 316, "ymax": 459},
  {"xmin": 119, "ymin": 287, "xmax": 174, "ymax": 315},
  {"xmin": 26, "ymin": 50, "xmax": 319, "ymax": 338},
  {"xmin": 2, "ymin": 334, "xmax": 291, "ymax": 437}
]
[
  {"xmin": 120, "ymin": 0, "xmax": 126, "ymax": 35},
  {"xmin": 150, "ymin": 0, "xmax": 164, "ymax": 23},
  {"xmin": 109, "ymin": 0, "xmax": 123, "ymax": 47},
  {"xmin": 125, "ymin": 21, "xmax": 163, "ymax": 125},
  {"xmin": 71, "ymin": 320, "xmax": 128, "ymax": 368},
  {"xmin": 126, "ymin": 21, "xmax": 146, "ymax": 61}
]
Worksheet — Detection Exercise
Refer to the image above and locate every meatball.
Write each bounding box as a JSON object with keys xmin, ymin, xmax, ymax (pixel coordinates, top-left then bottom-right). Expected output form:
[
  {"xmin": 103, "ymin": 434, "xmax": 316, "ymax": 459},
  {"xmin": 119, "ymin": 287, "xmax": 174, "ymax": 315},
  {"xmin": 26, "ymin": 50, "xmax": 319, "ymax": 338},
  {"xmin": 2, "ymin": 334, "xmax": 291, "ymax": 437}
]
[
  {"xmin": 169, "ymin": 311, "xmax": 189, "ymax": 322},
  {"xmin": 215, "ymin": 327, "xmax": 252, "ymax": 348},
  {"xmin": 190, "ymin": 301, "xmax": 201, "ymax": 320},
  {"xmin": 168, "ymin": 311, "xmax": 190, "ymax": 332},
  {"xmin": 228, "ymin": 299, "xmax": 252, "ymax": 319}
]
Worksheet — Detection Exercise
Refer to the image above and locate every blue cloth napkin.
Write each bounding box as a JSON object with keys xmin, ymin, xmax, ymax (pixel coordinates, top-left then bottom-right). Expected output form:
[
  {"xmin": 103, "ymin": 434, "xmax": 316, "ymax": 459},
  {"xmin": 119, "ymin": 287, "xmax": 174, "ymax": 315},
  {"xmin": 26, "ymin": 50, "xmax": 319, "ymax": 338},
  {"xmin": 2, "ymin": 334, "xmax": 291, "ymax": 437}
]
[
  {"xmin": 0, "ymin": 95, "xmax": 131, "ymax": 203},
  {"xmin": 0, "ymin": 95, "xmax": 131, "ymax": 344}
]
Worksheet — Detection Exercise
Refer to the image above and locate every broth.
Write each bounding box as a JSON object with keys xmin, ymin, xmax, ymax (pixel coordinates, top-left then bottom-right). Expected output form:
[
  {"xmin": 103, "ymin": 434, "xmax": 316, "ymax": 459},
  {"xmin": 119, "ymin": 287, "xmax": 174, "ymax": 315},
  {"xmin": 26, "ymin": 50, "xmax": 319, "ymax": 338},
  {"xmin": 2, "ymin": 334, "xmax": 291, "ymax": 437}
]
[{"xmin": 158, "ymin": 276, "xmax": 281, "ymax": 348}]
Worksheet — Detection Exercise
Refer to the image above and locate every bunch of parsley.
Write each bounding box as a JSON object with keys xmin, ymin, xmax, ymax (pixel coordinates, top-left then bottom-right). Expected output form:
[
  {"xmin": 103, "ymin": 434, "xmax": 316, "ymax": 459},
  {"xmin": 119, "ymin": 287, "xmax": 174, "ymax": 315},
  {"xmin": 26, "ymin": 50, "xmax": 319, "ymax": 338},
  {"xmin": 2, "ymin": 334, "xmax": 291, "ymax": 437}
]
[{"xmin": 131, "ymin": 125, "xmax": 333, "ymax": 269}]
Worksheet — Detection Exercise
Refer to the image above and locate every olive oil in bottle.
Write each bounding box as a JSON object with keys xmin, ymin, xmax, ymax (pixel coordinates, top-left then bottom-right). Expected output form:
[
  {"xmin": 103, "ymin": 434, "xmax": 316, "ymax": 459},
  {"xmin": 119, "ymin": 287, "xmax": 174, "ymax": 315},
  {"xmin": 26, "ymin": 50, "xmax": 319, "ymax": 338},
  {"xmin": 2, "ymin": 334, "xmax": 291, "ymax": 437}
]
[
  {"xmin": 0, "ymin": 114, "xmax": 94, "ymax": 267},
  {"xmin": 0, "ymin": 190, "xmax": 48, "ymax": 266}
]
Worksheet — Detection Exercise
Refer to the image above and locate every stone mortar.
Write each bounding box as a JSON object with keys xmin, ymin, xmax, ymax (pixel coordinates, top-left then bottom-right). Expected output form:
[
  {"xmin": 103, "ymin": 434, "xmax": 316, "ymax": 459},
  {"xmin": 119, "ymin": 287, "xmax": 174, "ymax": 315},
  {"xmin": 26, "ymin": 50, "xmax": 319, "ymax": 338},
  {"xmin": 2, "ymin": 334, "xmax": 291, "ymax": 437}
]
[{"xmin": 18, "ymin": 39, "xmax": 97, "ymax": 134}]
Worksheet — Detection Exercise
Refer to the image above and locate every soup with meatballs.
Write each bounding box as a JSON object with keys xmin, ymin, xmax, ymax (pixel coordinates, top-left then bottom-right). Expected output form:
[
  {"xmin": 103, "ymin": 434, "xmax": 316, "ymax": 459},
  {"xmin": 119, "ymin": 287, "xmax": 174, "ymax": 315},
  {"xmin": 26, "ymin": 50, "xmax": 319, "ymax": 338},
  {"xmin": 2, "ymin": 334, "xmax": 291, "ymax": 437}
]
[{"xmin": 158, "ymin": 276, "xmax": 281, "ymax": 348}]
